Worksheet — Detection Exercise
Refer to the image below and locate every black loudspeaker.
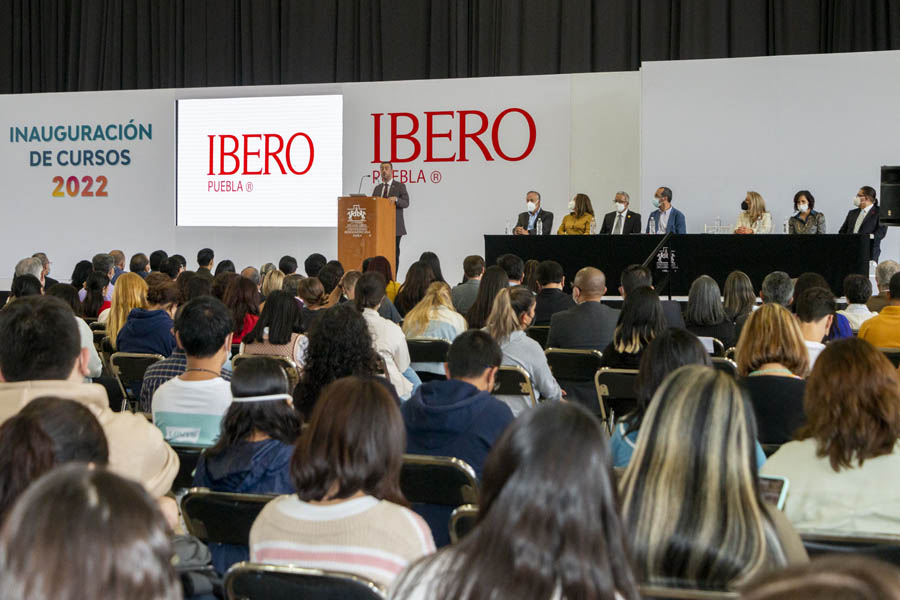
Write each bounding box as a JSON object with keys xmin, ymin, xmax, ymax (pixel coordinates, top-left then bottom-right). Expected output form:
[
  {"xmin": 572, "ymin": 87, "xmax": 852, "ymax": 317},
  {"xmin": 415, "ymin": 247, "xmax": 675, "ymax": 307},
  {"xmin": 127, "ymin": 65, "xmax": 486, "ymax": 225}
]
[{"xmin": 881, "ymin": 166, "xmax": 900, "ymax": 226}]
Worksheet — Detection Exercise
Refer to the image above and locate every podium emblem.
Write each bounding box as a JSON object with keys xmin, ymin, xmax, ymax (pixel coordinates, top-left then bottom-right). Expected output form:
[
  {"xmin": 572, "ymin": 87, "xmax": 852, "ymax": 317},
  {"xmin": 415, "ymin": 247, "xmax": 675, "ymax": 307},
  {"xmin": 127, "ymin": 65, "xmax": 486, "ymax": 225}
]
[
  {"xmin": 344, "ymin": 204, "xmax": 371, "ymax": 238},
  {"xmin": 347, "ymin": 204, "xmax": 367, "ymax": 221}
]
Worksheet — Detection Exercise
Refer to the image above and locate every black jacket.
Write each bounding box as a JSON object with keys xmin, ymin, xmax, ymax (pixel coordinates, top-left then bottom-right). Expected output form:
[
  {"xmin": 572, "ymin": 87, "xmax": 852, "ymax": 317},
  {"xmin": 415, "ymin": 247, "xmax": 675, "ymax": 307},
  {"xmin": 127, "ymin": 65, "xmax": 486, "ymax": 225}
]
[
  {"xmin": 534, "ymin": 288, "xmax": 575, "ymax": 326},
  {"xmin": 515, "ymin": 209, "xmax": 554, "ymax": 235},
  {"xmin": 838, "ymin": 204, "xmax": 887, "ymax": 261},
  {"xmin": 600, "ymin": 210, "xmax": 642, "ymax": 234},
  {"xmin": 547, "ymin": 301, "xmax": 620, "ymax": 351}
]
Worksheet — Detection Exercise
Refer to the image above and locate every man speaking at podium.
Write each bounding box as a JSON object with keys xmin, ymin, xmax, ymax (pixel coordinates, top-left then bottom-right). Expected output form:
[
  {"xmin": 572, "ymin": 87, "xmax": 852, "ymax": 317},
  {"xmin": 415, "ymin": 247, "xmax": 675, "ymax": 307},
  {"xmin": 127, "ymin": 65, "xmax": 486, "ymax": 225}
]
[{"xmin": 375, "ymin": 161, "xmax": 410, "ymax": 269}]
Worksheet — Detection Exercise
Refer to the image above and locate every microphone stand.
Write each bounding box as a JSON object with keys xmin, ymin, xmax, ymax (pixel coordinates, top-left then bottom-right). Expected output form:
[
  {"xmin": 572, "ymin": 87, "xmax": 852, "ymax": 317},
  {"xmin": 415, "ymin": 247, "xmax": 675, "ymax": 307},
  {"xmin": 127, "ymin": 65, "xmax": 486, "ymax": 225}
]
[
  {"xmin": 641, "ymin": 230, "xmax": 674, "ymax": 301},
  {"xmin": 358, "ymin": 174, "xmax": 371, "ymax": 195}
]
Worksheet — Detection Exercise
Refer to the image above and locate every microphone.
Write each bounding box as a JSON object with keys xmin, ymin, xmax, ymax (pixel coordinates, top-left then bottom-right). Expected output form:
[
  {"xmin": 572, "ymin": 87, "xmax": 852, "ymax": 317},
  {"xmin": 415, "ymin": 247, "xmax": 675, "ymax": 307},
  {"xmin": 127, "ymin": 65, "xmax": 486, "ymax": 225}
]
[{"xmin": 358, "ymin": 174, "xmax": 372, "ymax": 194}]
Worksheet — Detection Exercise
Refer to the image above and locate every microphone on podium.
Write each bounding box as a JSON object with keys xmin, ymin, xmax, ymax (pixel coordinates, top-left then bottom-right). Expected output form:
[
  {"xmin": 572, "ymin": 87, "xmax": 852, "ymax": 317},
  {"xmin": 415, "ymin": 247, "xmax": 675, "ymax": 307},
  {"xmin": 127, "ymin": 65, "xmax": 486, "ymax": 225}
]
[{"xmin": 356, "ymin": 173, "xmax": 372, "ymax": 195}]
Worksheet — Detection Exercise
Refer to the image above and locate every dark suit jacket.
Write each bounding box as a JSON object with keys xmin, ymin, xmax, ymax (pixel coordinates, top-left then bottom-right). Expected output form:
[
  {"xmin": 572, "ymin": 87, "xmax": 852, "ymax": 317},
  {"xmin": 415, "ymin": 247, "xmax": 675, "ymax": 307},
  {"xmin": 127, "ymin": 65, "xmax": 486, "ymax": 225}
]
[
  {"xmin": 44, "ymin": 276, "xmax": 59, "ymax": 289},
  {"xmin": 646, "ymin": 207, "xmax": 687, "ymax": 233},
  {"xmin": 375, "ymin": 180, "xmax": 410, "ymax": 237},
  {"xmin": 600, "ymin": 210, "xmax": 642, "ymax": 235},
  {"xmin": 515, "ymin": 209, "xmax": 553, "ymax": 235},
  {"xmin": 534, "ymin": 288, "xmax": 575, "ymax": 326},
  {"xmin": 838, "ymin": 204, "xmax": 887, "ymax": 261},
  {"xmin": 547, "ymin": 301, "xmax": 620, "ymax": 351}
]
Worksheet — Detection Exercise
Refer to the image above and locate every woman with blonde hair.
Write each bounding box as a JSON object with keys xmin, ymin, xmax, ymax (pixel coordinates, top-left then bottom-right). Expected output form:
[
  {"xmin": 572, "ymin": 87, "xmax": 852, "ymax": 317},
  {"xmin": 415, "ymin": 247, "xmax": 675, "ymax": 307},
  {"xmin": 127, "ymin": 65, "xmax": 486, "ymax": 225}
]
[
  {"xmin": 103, "ymin": 272, "xmax": 148, "ymax": 350},
  {"xmin": 557, "ymin": 193, "xmax": 595, "ymax": 235},
  {"xmin": 736, "ymin": 303, "xmax": 809, "ymax": 444},
  {"xmin": 620, "ymin": 365, "xmax": 807, "ymax": 591},
  {"xmin": 484, "ymin": 286, "xmax": 561, "ymax": 415},
  {"xmin": 402, "ymin": 282, "xmax": 467, "ymax": 379},
  {"xmin": 736, "ymin": 191, "xmax": 773, "ymax": 234},
  {"xmin": 261, "ymin": 269, "xmax": 285, "ymax": 299}
]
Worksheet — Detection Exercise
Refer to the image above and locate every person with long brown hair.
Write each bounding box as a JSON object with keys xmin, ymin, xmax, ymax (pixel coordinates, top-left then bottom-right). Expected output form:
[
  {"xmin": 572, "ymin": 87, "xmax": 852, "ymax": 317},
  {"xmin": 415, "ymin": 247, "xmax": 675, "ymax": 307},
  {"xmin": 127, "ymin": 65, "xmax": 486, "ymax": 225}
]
[
  {"xmin": 557, "ymin": 192, "xmax": 595, "ymax": 234},
  {"xmin": 394, "ymin": 261, "xmax": 436, "ymax": 317},
  {"xmin": 250, "ymin": 376, "xmax": 434, "ymax": 587},
  {"xmin": 761, "ymin": 337, "xmax": 900, "ymax": 535},
  {"xmin": 465, "ymin": 265, "xmax": 510, "ymax": 329},
  {"xmin": 222, "ymin": 276, "xmax": 260, "ymax": 344}
]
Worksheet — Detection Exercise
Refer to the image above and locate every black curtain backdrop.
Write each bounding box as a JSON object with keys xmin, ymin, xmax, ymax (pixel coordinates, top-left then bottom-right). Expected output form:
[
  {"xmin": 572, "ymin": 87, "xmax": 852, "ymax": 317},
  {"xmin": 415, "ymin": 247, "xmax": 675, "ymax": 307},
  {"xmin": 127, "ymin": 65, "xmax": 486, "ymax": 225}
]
[{"xmin": 2, "ymin": 0, "xmax": 899, "ymax": 94}]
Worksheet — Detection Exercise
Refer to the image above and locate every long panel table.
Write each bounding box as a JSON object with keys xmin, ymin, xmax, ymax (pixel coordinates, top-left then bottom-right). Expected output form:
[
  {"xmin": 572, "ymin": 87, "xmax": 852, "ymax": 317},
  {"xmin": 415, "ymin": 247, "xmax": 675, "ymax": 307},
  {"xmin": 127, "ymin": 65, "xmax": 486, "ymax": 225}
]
[{"xmin": 484, "ymin": 234, "xmax": 869, "ymax": 296}]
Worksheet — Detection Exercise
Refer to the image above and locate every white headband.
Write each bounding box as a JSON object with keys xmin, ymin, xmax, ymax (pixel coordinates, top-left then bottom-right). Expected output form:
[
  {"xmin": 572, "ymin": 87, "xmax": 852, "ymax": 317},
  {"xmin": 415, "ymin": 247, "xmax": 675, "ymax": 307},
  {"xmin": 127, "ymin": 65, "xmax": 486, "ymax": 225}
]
[{"xmin": 232, "ymin": 393, "xmax": 292, "ymax": 404}]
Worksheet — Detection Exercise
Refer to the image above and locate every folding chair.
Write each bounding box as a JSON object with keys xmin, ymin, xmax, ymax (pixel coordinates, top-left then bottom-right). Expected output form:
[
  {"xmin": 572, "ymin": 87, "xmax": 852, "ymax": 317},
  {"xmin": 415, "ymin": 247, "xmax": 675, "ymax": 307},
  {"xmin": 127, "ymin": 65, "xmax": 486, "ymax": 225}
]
[
  {"xmin": 492, "ymin": 365, "xmax": 537, "ymax": 407},
  {"xmin": 230, "ymin": 343, "xmax": 241, "ymax": 359},
  {"xmin": 710, "ymin": 357, "xmax": 738, "ymax": 378},
  {"xmin": 109, "ymin": 352, "xmax": 165, "ymax": 412},
  {"xmin": 525, "ymin": 325, "xmax": 550, "ymax": 349},
  {"xmin": 406, "ymin": 338, "xmax": 451, "ymax": 381},
  {"xmin": 224, "ymin": 562, "xmax": 385, "ymax": 600},
  {"xmin": 172, "ymin": 445, "xmax": 205, "ymax": 491},
  {"xmin": 697, "ymin": 337, "xmax": 726, "ymax": 357},
  {"xmin": 232, "ymin": 354, "xmax": 300, "ymax": 390},
  {"xmin": 181, "ymin": 488, "xmax": 276, "ymax": 546},
  {"xmin": 639, "ymin": 585, "xmax": 738, "ymax": 599},
  {"xmin": 879, "ymin": 348, "xmax": 900, "ymax": 368},
  {"xmin": 760, "ymin": 443, "xmax": 782, "ymax": 457},
  {"xmin": 544, "ymin": 348, "xmax": 603, "ymax": 414},
  {"xmin": 449, "ymin": 504, "xmax": 479, "ymax": 544},
  {"xmin": 400, "ymin": 454, "xmax": 478, "ymax": 507},
  {"xmin": 724, "ymin": 346, "xmax": 736, "ymax": 361},
  {"xmin": 594, "ymin": 368, "xmax": 639, "ymax": 432},
  {"xmin": 801, "ymin": 532, "xmax": 900, "ymax": 566}
]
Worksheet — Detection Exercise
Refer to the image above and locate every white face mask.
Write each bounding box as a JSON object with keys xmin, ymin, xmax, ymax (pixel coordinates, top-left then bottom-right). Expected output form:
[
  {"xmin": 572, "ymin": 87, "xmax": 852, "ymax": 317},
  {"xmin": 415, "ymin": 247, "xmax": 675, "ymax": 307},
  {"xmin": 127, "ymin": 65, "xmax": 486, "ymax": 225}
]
[
  {"xmin": 567, "ymin": 200, "xmax": 576, "ymax": 211},
  {"xmin": 526, "ymin": 201, "xmax": 536, "ymax": 213},
  {"xmin": 853, "ymin": 196, "xmax": 862, "ymax": 208},
  {"xmin": 796, "ymin": 203, "xmax": 808, "ymax": 213},
  {"xmin": 615, "ymin": 202, "xmax": 626, "ymax": 213}
]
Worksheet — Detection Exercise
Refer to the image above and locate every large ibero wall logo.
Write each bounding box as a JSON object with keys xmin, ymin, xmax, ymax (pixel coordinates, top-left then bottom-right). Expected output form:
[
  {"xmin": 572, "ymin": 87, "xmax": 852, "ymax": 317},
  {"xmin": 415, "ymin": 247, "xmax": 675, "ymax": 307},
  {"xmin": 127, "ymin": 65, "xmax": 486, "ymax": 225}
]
[
  {"xmin": 176, "ymin": 95, "xmax": 343, "ymax": 228},
  {"xmin": 368, "ymin": 108, "xmax": 537, "ymax": 186}
]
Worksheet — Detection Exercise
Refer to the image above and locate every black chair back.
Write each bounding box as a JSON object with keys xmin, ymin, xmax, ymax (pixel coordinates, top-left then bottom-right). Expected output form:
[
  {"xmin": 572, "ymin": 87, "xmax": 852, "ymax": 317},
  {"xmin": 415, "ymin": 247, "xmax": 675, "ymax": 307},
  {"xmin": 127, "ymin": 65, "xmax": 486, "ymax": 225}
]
[
  {"xmin": 232, "ymin": 354, "xmax": 300, "ymax": 389},
  {"xmin": 492, "ymin": 366, "xmax": 536, "ymax": 406},
  {"xmin": 399, "ymin": 454, "xmax": 478, "ymax": 507},
  {"xmin": 449, "ymin": 504, "xmax": 479, "ymax": 544},
  {"xmin": 172, "ymin": 445, "xmax": 204, "ymax": 491},
  {"xmin": 710, "ymin": 357, "xmax": 738, "ymax": 378},
  {"xmin": 801, "ymin": 532, "xmax": 900, "ymax": 566},
  {"xmin": 594, "ymin": 368, "xmax": 640, "ymax": 430},
  {"xmin": 182, "ymin": 489, "xmax": 276, "ymax": 546},
  {"xmin": 544, "ymin": 348, "xmax": 603, "ymax": 381},
  {"xmin": 880, "ymin": 348, "xmax": 900, "ymax": 368},
  {"xmin": 231, "ymin": 343, "xmax": 241, "ymax": 359},
  {"xmin": 406, "ymin": 338, "xmax": 451, "ymax": 363},
  {"xmin": 225, "ymin": 562, "xmax": 385, "ymax": 600},
  {"xmin": 110, "ymin": 352, "xmax": 165, "ymax": 411},
  {"xmin": 525, "ymin": 325, "xmax": 550, "ymax": 348}
]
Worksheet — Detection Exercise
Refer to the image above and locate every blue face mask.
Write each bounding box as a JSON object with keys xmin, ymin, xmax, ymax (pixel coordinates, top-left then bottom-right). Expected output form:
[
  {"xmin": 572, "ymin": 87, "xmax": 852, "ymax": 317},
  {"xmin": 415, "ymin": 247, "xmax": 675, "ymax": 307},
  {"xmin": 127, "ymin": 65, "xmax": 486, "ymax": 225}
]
[{"xmin": 652, "ymin": 198, "xmax": 661, "ymax": 209}]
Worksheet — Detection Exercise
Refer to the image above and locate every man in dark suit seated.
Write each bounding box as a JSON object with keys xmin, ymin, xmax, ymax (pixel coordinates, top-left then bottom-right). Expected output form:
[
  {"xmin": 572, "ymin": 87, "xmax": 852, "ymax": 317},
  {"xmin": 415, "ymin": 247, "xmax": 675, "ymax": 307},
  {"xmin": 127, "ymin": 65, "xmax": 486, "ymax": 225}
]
[
  {"xmin": 547, "ymin": 267, "xmax": 619, "ymax": 350},
  {"xmin": 838, "ymin": 186, "xmax": 887, "ymax": 262},
  {"xmin": 533, "ymin": 260, "xmax": 575, "ymax": 326},
  {"xmin": 599, "ymin": 191, "xmax": 642, "ymax": 235},
  {"xmin": 513, "ymin": 190, "xmax": 553, "ymax": 235},
  {"xmin": 618, "ymin": 264, "xmax": 685, "ymax": 329}
]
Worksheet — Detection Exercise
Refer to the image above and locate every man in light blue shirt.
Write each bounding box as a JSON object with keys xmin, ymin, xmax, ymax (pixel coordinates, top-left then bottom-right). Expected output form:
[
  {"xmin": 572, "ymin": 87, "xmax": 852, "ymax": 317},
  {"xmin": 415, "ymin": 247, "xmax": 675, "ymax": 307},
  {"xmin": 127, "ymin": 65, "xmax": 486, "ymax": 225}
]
[{"xmin": 646, "ymin": 186, "xmax": 687, "ymax": 234}]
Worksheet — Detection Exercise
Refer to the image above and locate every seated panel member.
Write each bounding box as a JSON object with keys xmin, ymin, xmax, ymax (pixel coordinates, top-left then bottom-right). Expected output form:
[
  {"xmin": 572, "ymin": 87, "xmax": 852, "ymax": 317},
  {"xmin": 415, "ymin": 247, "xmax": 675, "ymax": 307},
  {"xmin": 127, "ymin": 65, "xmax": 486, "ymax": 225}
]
[
  {"xmin": 645, "ymin": 186, "xmax": 686, "ymax": 234},
  {"xmin": 788, "ymin": 190, "xmax": 826, "ymax": 235},
  {"xmin": 838, "ymin": 185, "xmax": 887, "ymax": 262},
  {"xmin": 513, "ymin": 190, "xmax": 553, "ymax": 235},
  {"xmin": 735, "ymin": 191, "xmax": 773, "ymax": 234},
  {"xmin": 557, "ymin": 193, "xmax": 595, "ymax": 235},
  {"xmin": 600, "ymin": 191, "xmax": 642, "ymax": 235}
]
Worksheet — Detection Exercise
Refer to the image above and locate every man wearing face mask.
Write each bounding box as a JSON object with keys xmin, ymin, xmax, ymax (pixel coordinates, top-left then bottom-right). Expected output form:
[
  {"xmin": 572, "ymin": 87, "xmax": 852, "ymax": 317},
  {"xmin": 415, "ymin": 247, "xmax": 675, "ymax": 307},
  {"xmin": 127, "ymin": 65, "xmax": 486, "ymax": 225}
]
[
  {"xmin": 513, "ymin": 190, "xmax": 553, "ymax": 235},
  {"xmin": 546, "ymin": 267, "xmax": 620, "ymax": 352},
  {"xmin": 838, "ymin": 186, "xmax": 887, "ymax": 262},
  {"xmin": 646, "ymin": 186, "xmax": 686, "ymax": 234},
  {"xmin": 600, "ymin": 191, "xmax": 642, "ymax": 235}
]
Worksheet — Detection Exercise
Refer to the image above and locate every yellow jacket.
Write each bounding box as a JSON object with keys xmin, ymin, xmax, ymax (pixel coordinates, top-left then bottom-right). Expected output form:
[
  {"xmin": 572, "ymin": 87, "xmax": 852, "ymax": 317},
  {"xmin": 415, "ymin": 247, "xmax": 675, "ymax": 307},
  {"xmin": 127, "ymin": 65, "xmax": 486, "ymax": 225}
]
[{"xmin": 557, "ymin": 213, "xmax": 594, "ymax": 235}]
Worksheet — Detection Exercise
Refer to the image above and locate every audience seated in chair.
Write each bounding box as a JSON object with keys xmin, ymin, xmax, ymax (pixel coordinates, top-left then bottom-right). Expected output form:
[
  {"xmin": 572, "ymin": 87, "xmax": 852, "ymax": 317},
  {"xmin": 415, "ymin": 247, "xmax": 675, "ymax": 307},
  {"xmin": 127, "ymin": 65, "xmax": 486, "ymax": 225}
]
[
  {"xmin": 222, "ymin": 276, "xmax": 260, "ymax": 344},
  {"xmin": 450, "ymin": 255, "xmax": 483, "ymax": 316},
  {"xmin": 402, "ymin": 330, "xmax": 514, "ymax": 547},
  {"xmin": 250, "ymin": 376, "xmax": 435, "ymax": 588},
  {"xmin": 395, "ymin": 261, "xmax": 436, "ymax": 317},
  {"xmin": 45, "ymin": 283, "xmax": 103, "ymax": 381},
  {"xmin": 620, "ymin": 365, "xmax": 807, "ymax": 592},
  {"xmin": 390, "ymin": 402, "xmax": 640, "ymax": 600},
  {"xmin": 464, "ymin": 265, "xmax": 510, "ymax": 330},
  {"xmin": 532, "ymin": 260, "xmax": 574, "ymax": 326},
  {"xmin": 102, "ymin": 272, "xmax": 148, "ymax": 349},
  {"xmin": 297, "ymin": 276, "xmax": 328, "ymax": 333},
  {"xmin": 365, "ymin": 255, "xmax": 401, "ymax": 303},
  {"xmin": 240, "ymin": 290, "xmax": 307, "ymax": 366},
  {"xmin": 77, "ymin": 253, "xmax": 116, "ymax": 303},
  {"xmin": 859, "ymin": 271, "xmax": 900, "ymax": 348},
  {"xmin": 868, "ymin": 260, "xmax": 900, "ymax": 314},
  {"xmin": 792, "ymin": 272, "xmax": 851, "ymax": 341},
  {"xmin": 761, "ymin": 338, "xmax": 900, "ymax": 536},
  {"xmin": 838, "ymin": 273, "xmax": 876, "ymax": 330},
  {"xmin": 684, "ymin": 275, "xmax": 736, "ymax": 348},
  {"xmin": 401, "ymin": 282, "xmax": 467, "ymax": 378},
  {"xmin": 740, "ymin": 555, "xmax": 900, "ymax": 600},
  {"xmin": 547, "ymin": 266, "xmax": 620, "ymax": 351},
  {"xmin": 485, "ymin": 286, "xmax": 562, "ymax": 416},
  {"xmin": 151, "ymin": 296, "xmax": 234, "ymax": 447},
  {"xmin": 618, "ymin": 264, "xmax": 685, "ymax": 329},
  {"xmin": 116, "ymin": 281, "xmax": 179, "ymax": 357},
  {"xmin": 130, "ymin": 252, "xmax": 151, "ymax": 279},
  {"xmin": 0, "ymin": 296, "xmax": 177, "ymax": 499},
  {"xmin": 734, "ymin": 270, "xmax": 794, "ymax": 340},
  {"xmin": 357, "ymin": 272, "xmax": 415, "ymax": 399},
  {"xmin": 794, "ymin": 287, "xmax": 835, "ymax": 369},
  {"xmin": 723, "ymin": 269, "xmax": 756, "ymax": 324},
  {"xmin": 196, "ymin": 247, "xmax": 215, "ymax": 280},
  {"xmin": 82, "ymin": 272, "xmax": 111, "ymax": 319},
  {"xmin": 303, "ymin": 252, "xmax": 326, "ymax": 278},
  {"xmin": 736, "ymin": 303, "xmax": 809, "ymax": 444},
  {"xmin": 496, "ymin": 253, "xmax": 524, "ymax": 286},
  {"xmin": 193, "ymin": 356, "xmax": 301, "ymax": 574},
  {"xmin": 600, "ymin": 286, "xmax": 665, "ymax": 369}
]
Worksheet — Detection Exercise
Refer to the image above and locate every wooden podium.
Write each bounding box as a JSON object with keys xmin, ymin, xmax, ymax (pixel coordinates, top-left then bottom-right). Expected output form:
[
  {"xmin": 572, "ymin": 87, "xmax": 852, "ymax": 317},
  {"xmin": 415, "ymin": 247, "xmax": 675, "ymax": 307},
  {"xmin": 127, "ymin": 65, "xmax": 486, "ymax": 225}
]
[{"xmin": 337, "ymin": 196, "xmax": 396, "ymax": 275}]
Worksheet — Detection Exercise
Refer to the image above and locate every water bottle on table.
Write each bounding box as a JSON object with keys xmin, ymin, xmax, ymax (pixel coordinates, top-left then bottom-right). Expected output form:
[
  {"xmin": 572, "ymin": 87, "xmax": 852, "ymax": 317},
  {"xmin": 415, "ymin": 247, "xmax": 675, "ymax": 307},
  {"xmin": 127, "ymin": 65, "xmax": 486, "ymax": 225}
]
[{"xmin": 536, "ymin": 219, "xmax": 543, "ymax": 235}]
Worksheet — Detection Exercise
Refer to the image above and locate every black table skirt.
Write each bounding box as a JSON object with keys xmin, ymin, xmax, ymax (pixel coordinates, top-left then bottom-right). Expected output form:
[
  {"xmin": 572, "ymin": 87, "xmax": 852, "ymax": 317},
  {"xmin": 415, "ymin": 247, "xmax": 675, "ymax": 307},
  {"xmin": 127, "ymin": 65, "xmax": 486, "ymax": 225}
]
[{"xmin": 484, "ymin": 234, "xmax": 869, "ymax": 296}]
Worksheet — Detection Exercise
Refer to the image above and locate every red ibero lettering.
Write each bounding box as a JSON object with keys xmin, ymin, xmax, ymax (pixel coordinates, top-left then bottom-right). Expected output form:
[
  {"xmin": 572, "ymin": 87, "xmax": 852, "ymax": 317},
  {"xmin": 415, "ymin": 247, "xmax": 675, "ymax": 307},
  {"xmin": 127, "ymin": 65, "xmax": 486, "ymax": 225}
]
[
  {"xmin": 207, "ymin": 133, "xmax": 314, "ymax": 175},
  {"xmin": 371, "ymin": 108, "xmax": 537, "ymax": 163}
]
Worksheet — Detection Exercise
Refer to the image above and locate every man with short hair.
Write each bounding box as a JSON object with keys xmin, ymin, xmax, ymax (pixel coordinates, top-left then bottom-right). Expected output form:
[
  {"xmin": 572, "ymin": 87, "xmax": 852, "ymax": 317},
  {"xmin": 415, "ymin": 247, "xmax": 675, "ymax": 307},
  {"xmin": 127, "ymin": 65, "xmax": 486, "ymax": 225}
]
[
  {"xmin": 151, "ymin": 297, "xmax": 234, "ymax": 447},
  {"xmin": 196, "ymin": 248, "xmax": 215, "ymax": 280},
  {"xmin": 0, "ymin": 296, "xmax": 178, "ymax": 498},
  {"xmin": 130, "ymin": 253, "xmax": 151, "ymax": 278},
  {"xmin": 149, "ymin": 250, "xmax": 168, "ymax": 272},
  {"xmin": 374, "ymin": 161, "xmax": 410, "ymax": 268},
  {"xmin": 278, "ymin": 255, "xmax": 298, "ymax": 275},
  {"xmin": 859, "ymin": 272, "xmax": 900, "ymax": 348},
  {"xmin": 109, "ymin": 249, "xmax": 126, "ymax": 283},
  {"xmin": 159, "ymin": 257, "xmax": 183, "ymax": 279},
  {"xmin": 618, "ymin": 264, "xmax": 685, "ymax": 328},
  {"xmin": 600, "ymin": 192, "xmax": 642, "ymax": 235},
  {"xmin": 547, "ymin": 267, "xmax": 620, "ymax": 351},
  {"xmin": 734, "ymin": 270, "xmax": 793, "ymax": 338},
  {"xmin": 514, "ymin": 190, "xmax": 553, "ymax": 235},
  {"xmin": 795, "ymin": 287, "xmax": 835, "ymax": 368},
  {"xmin": 838, "ymin": 274, "xmax": 875, "ymax": 330},
  {"xmin": 646, "ymin": 186, "xmax": 686, "ymax": 233},
  {"xmin": 241, "ymin": 266, "xmax": 261, "ymax": 289},
  {"xmin": 304, "ymin": 253, "xmax": 326, "ymax": 277},
  {"xmin": 839, "ymin": 186, "xmax": 887, "ymax": 262},
  {"xmin": 868, "ymin": 260, "xmax": 900, "ymax": 313},
  {"xmin": 32, "ymin": 252, "xmax": 57, "ymax": 288},
  {"xmin": 533, "ymin": 260, "xmax": 574, "ymax": 326},
  {"xmin": 78, "ymin": 253, "xmax": 115, "ymax": 302},
  {"xmin": 497, "ymin": 253, "xmax": 525, "ymax": 285},
  {"xmin": 14, "ymin": 257, "xmax": 44, "ymax": 289},
  {"xmin": 402, "ymin": 330, "xmax": 514, "ymax": 546},
  {"xmin": 451, "ymin": 255, "xmax": 484, "ymax": 315}
]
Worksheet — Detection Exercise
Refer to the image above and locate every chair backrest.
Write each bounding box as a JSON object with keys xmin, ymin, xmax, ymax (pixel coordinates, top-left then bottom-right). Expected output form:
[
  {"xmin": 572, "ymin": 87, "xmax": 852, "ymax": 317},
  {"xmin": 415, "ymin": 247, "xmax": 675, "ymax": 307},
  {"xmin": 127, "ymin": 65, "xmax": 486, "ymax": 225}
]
[
  {"xmin": 225, "ymin": 562, "xmax": 385, "ymax": 600},
  {"xmin": 710, "ymin": 357, "xmax": 738, "ymax": 378},
  {"xmin": 109, "ymin": 352, "xmax": 165, "ymax": 410},
  {"xmin": 232, "ymin": 354, "xmax": 300, "ymax": 389},
  {"xmin": 406, "ymin": 337, "xmax": 452, "ymax": 363},
  {"xmin": 801, "ymin": 532, "xmax": 900, "ymax": 566},
  {"xmin": 639, "ymin": 585, "xmax": 738, "ymax": 599},
  {"xmin": 594, "ymin": 368, "xmax": 640, "ymax": 431},
  {"xmin": 231, "ymin": 343, "xmax": 241, "ymax": 359},
  {"xmin": 172, "ymin": 445, "xmax": 205, "ymax": 491},
  {"xmin": 492, "ymin": 365, "xmax": 536, "ymax": 406},
  {"xmin": 697, "ymin": 336, "xmax": 726, "ymax": 357},
  {"xmin": 525, "ymin": 325, "xmax": 550, "ymax": 349},
  {"xmin": 724, "ymin": 346, "xmax": 736, "ymax": 361},
  {"xmin": 449, "ymin": 504, "xmax": 479, "ymax": 544},
  {"xmin": 544, "ymin": 348, "xmax": 603, "ymax": 382},
  {"xmin": 181, "ymin": 488, "xmax": 276, "ymax": 545},
  {"xmin": 879, "ymin": 348, "xmax": 900, "ymax": 368},
  {"xmin": 400, "ymin": 454, "xmax": 478, "ymax": 507},
  {"xmin": 89, "ymin": 320, "xmax": 107, "ymax": 331}
]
